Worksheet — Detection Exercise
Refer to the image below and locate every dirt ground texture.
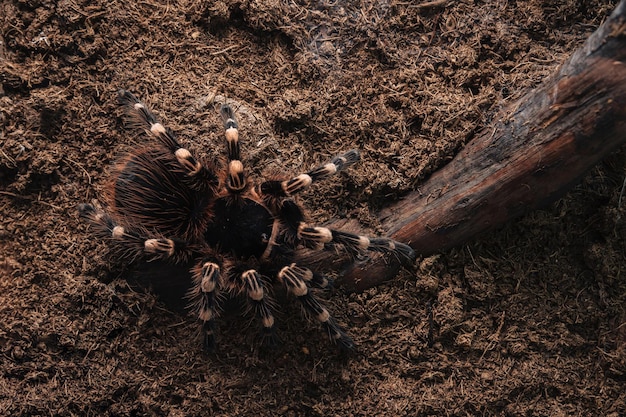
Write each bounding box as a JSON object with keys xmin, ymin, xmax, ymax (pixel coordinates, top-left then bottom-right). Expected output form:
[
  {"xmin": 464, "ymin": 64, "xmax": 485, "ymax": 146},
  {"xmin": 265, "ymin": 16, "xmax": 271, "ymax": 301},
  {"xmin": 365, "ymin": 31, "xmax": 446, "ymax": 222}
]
[{"xmin": 1, "ymin": 0, "xmax": 626, "ymax": 415}]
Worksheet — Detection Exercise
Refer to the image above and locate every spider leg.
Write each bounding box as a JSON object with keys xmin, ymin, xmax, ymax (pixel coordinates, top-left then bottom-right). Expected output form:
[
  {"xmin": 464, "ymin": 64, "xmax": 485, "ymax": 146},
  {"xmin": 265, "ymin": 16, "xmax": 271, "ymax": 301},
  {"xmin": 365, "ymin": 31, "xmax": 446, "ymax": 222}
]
[
  {"xmin": 236, "ymin": 269, "xmax": 277, "ymax": 345},
  {"xmin": 257, "ymin": 149, "xmax": 360, "ymax": 197},
  {"xmin": 78, "ymin": 203, "xmax": 192, "ymax": 263},
  {"xmin": 220, "ymin": 105, "xmax": 248, "ymax": 194},
  {"xmin": 277, "ymin": 263, "xmax": 354, "ymax": 350},
  {"xmin": 309, "ymin": 271, "xmax": 334, "ymax": 289},
  {"xmin": 117, "ymin": 89, "xmax": 218, "ymax": 192},
  {"xmin": 188, "ymin": 259, "xmax": 222, "ymax": 352},
  {"xmin": 275, "ymin": 200, "xmax": 416, "ymax": 266},
  {"xmin": 299, "ymin": 224, "xmax": 416, "ymax": 265}
]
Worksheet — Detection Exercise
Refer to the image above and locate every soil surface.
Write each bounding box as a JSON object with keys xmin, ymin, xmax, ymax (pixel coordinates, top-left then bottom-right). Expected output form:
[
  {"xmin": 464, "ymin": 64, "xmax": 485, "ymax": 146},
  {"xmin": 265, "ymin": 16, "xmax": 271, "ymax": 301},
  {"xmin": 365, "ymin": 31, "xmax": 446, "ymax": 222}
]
[{"xmin": 1, "ymin": 0, "xmax": 625, "ymax": 416}]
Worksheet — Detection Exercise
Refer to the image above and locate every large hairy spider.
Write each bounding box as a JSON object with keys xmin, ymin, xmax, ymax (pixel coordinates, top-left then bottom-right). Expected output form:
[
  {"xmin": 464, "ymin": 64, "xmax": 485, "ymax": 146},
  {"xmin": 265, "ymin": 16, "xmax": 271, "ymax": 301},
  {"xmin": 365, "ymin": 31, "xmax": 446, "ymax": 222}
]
[{"xmin": 79, "ymin": 90, "xmax": 415, "ymax": 351}]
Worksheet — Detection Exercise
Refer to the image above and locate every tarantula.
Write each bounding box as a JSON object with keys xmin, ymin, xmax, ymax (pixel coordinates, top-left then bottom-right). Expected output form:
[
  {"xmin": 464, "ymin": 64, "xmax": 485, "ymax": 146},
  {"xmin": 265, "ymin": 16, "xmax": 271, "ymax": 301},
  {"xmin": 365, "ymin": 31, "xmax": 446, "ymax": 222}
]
[{"xmin": 79, "ymin": 90, "xmax": 415, "ymax": 351}]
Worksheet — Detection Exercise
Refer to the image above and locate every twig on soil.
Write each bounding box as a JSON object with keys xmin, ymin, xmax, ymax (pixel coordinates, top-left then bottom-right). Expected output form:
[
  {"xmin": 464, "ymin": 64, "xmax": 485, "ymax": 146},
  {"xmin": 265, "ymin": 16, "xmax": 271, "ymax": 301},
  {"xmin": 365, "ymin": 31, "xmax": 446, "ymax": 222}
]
[
  {"xmin": 0, "ymin": 147, "xmax": 17, "ymax": 168},
  {"xmin": 407, "ymin": 0, "xmax": 451, "ymax": 10},
  {"xmin": 0, "ymin": 191, "xmax": 62, "ymax": 210},
  {"xmin": 64, "ymin": 156, "xmax": 92, "ymax": 185},
  {"xmin": 210, "ymin": 45, "xmax": 240, "ymax": 56}
]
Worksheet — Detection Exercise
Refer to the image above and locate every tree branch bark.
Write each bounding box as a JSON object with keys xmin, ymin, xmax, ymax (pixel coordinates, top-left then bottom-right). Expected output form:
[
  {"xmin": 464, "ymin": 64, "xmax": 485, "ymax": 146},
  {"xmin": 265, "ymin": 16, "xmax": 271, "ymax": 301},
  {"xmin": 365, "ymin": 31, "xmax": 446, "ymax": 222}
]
[{"xmin": 331, "ymin": 0, "xmax": 626, "ymax": 291}]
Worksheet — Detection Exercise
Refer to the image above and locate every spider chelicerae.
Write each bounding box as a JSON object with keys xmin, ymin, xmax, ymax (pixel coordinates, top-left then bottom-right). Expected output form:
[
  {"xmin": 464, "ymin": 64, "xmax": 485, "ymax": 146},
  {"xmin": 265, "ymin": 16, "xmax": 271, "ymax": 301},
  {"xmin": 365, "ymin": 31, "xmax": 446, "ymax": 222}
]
[{"xmin": 79, "ymin": 90, "xmax": 416, "ymax": 351}]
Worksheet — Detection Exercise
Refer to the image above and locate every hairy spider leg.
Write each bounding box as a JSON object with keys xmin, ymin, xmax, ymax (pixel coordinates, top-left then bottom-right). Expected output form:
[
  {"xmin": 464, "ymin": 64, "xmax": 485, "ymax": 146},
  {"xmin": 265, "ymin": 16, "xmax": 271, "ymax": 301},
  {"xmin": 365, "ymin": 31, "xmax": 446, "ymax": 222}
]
[
  {"xmin": 299, "ymin": 224, "xmax": 416, "ymax": 265},
  {"xmin": 117, "ymin": 89, "xmax": 219, "ymax": 192},
  {"xmin": 276, "ymin": 200, "xmax": 416, "ymax": 266},
  {"xmin": 220, "ymin": 105, "xmax": 248, "ymax": 194},
  {"xmin": 234, "ymin": 269, "xmax": 277, "ymax": 344},
  {"xmin": 78, "ymin": 203, "xmax": 193, "ymax": 263},
  {"xmin": 188, "ymin": 260, "xmax": 222, "ymax": 351},
  {"xmin": 257, "ymin": 149, "xmax": 360, "ymax": 197},
  {"xmin": 277, "ymin": 264, "xmax": 354, "ymax": 350}
]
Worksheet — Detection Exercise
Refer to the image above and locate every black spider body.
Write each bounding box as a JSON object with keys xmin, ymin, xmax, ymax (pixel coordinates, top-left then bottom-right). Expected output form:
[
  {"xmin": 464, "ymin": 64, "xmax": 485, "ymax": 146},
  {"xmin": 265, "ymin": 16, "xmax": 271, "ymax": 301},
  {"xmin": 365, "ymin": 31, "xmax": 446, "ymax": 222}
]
[
  {"xmin": 204, "ymin": 198, "xmax": 274, "ymax": 259},
  {"xmin": 79, "ymin": 90, "xmax": 416, "ymax": 351}
]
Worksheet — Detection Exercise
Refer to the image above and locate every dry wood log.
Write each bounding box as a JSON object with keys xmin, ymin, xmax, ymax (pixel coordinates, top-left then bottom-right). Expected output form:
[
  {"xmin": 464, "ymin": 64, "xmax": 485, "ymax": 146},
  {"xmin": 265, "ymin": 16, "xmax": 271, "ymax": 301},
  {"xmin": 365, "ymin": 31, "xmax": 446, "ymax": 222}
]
[{"xmin": 328, "ymin": 0, "xmax": 626, "ymax": 292}]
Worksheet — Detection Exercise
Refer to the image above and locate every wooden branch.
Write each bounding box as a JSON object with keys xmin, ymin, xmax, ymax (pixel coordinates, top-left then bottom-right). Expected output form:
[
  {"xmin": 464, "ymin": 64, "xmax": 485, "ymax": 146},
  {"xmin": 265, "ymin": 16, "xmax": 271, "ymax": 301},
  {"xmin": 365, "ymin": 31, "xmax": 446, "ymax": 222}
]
[{"xmin": 333, "ymin": 0, "xmax": 626, "ymax": 292}]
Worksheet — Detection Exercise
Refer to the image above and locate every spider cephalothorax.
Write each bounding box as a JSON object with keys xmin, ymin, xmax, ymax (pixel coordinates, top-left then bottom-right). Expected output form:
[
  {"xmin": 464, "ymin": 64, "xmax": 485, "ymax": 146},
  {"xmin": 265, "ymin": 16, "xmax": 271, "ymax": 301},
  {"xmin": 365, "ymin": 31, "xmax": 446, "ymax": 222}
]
[{"xmin": 79, "ymin": 90, "xmax": 416, "ymax": 351}]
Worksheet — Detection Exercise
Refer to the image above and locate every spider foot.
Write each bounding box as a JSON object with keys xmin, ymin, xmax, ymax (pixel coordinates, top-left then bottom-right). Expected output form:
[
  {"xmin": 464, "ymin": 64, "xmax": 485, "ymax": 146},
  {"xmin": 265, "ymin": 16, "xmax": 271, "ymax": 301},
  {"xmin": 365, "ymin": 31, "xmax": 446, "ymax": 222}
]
[
  {"xmin": 258, "ymin": 326, "xmax": 280, "ymax": 349},
  {"xmin": 368, "ymin": 238, "xmax": 416, "ymax": 267},
  {"xmin": 322, "ymin": 316, "xmax": 355, "ymax": 351},
  {"xmin": 202, "ymin": 322, "xmax": 217, "ymax": 353}
]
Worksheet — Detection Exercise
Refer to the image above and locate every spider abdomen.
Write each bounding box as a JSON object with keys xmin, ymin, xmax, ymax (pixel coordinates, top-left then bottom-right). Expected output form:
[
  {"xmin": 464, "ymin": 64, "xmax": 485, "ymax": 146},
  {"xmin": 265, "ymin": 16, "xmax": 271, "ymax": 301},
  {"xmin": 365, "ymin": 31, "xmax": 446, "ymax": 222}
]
[
  {"xmin": 204, "ymin": 197, "xmax": 274, "ymax": 260},
  {"xmin": 111, "ymin": 148, "xmax": 212, "ymax": 240}
]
